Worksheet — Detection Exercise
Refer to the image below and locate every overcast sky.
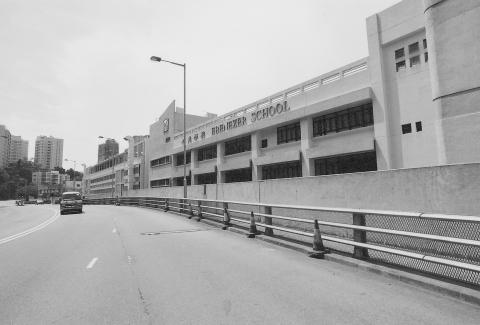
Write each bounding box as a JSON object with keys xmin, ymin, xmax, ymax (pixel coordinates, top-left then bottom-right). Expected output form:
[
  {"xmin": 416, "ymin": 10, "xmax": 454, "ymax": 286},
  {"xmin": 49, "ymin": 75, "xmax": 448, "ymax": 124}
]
[{"xmin": 0, "ymin": 0, "xmax": 400, "ymax": 169}]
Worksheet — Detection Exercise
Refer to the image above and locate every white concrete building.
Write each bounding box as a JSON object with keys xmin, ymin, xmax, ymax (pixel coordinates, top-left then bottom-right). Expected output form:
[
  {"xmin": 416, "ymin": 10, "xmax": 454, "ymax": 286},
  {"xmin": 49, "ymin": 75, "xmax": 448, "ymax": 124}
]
[
  {"xmin": 0, "ymin": 125, "xmax": 11, "ymax": 168},
  {"xmin": 9, "ymin": 135, "xmax": 28, "ymax": 164},
  {"xmin": 34, "ymin": 136, "xmax": 64, "ymax": 170},
  {"xmin": 144, "ymin": 0, "xmax": 480, "ymax": 187}
]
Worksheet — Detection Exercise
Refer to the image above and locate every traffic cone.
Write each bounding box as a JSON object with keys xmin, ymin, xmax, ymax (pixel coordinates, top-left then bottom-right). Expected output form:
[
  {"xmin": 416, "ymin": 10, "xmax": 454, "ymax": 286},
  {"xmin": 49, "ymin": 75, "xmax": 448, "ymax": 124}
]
[
  {"xmin": 247, "ymin": 211, "xmax": 258, "ymax": 238},
  {"xmin": 222, "ymin": 207, "xmax": 230, "ymax": 230},
  {"xmin": 309, "ymin": 219, "xmax": 329, "ymax": 258}
]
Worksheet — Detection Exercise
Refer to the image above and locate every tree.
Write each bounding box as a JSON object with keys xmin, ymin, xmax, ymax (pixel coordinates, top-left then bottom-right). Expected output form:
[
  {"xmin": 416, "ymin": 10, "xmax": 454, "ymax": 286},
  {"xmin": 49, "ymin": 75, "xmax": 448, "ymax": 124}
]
[
  {"xmin": 54, "ymin": 166, "xmax": 66, "ymax": 174},
  {"xmin": 66, "ymin": 168, "xmax": 83, "ymax": 181}
]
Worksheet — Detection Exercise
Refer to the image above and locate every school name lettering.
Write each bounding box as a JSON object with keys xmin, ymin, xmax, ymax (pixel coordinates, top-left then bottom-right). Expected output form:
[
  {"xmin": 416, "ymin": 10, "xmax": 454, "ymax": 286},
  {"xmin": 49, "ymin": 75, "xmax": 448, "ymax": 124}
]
[
  {"xmin": 251, "ymin": 101, "xmax": 290, "ymax": 123},
  {"xmin": 211, "ymin": 101, "xmax": 291, "ymax": 136}
]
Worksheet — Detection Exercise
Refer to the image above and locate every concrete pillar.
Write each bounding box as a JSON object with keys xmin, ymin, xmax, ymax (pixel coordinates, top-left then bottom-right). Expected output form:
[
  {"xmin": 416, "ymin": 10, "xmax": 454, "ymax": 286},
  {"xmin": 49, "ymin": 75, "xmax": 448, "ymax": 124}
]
[
  {"xmin": 191, "ymin": 150, "xmax": 198, "ymax": 185},
  {"xmin": 251, "ymin": 132, "xmax": 261, "ymax": 181},
  {"xmin": 424, "ymin": 0, "xmax": 480, "ymax": 164},
  {"xmin": 300, "ymin": 118, "xmax": 314, "ymax": 177},
  {"xmin": 353, "ymin": 213, "xmax": 369, "ymax": 259},
  {"xmin": 216, "ymin": 142, "xmax": 224, "ymax": 183},
  {"xmin": 262, "ymin": 206, "xmax": 273, "ymax": 236}
]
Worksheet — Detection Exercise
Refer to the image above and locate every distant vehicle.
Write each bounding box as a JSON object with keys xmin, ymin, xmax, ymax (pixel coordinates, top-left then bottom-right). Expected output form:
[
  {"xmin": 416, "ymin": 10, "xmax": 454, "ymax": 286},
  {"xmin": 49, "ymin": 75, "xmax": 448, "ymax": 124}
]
[
  {"xmin": 54, "ymin": 198, "xmax": 60, "ymax": 204},
  {"xmin": 15, "ymin": 200, "xmax": 24, "ymax": 206},
  {"xmin": 36, "ymin": 199, "xmax": 44, "ymax": 205},
  {"xmin": 24, "ymin": 200, "xmax": 36, "ymax": 205},
  {"xmin": 43, "ymin": 199, "xmax": 52, "ymax": 204},
  {"xmin": 60, "ymin": 191, "xmax": 83, "ymax": 215}
]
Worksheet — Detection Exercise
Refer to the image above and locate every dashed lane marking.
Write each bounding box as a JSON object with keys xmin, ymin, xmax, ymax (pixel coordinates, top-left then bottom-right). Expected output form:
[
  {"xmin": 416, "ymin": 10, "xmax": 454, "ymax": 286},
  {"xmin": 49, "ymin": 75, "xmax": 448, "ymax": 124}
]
[
  {"xmin": 112, "ymin": 228, "xmax": 117, "ymax": 233},
  {"xmin": 86, "ymin": 257, "xmax": 99, "ymax": 269}
]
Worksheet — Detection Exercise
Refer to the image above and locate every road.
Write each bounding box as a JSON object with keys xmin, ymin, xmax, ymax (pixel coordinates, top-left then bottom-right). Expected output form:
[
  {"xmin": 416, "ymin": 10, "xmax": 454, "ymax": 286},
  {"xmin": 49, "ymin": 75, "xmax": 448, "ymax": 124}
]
[{"xmin": 0, "ymin": 204, "xmax": 479, "ymax": 324}]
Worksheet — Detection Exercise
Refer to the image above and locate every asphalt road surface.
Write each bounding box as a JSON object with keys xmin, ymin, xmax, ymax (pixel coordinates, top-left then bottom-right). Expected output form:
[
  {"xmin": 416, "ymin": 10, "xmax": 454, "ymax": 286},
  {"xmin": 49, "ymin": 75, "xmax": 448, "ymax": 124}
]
[{"xmin": 1, "ymin": 204, "xmax": 479, "ymax": 324}]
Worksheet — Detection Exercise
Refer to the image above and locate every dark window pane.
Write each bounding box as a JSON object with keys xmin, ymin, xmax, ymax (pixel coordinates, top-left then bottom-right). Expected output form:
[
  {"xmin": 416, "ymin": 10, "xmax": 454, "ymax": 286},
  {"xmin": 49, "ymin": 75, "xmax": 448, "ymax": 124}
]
[
  {"xmin": 314, "ymin": 151, "xmax": 377, "ymax": 176},
  {"xmin": 402, "ymin": 123, "xmax": 412, "ymax": 134}
]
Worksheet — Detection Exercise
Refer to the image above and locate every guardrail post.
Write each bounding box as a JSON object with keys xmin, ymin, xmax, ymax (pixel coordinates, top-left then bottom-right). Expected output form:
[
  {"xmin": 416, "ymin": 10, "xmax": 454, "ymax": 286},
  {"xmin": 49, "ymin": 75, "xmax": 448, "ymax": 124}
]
[
  {"xmin": 164, "ymin": 198, "xmax": 169, "ymax": 212},
  {"xmin": 188, "ymin": 202, "xmax": 194, "ymax": 219},
  {"xmin": 247, "ymin": 211, "xmax": 258, "ymax": 238},
  {"xmin": 196, "ymin": 201, "xmax": 202, "ymax": 221},
  {"xmin": 262, "ymin": 206, "xmax": 273, "ymax": 236},
  {"xmin": 309, "ymin": 219, "xmax": 329, "ymax": 258},
  {"xmin": 353, "ymin": 213, "xmax": 369, "ymax": 259},
  {"xmin": 222, "ymin": 202, "xmax": 230, "ymax": 230}
]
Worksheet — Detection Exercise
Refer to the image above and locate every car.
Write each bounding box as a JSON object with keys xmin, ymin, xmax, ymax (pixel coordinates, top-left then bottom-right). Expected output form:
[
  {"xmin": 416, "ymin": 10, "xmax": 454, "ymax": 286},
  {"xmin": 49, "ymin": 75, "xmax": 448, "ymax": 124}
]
[
  {"xmin": 36, "ymin": 199, "xmax": 44, "ymax": 205},
  {"xmin": 60, "ymin": 191, "xmax": 83, "ymax": 215}
]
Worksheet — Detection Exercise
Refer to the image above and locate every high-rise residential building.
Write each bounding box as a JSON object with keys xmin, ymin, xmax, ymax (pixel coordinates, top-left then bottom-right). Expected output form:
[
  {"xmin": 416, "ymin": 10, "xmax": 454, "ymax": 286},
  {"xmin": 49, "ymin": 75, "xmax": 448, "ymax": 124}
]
[
  {"xmin": 34, "ymin": 136, "xmax": 64, "ymax": 170},
  {"xmin": 98, "ymin": 139, "xmax": 119, "ymax": 163},
  {"xmin": 0, "ymin": 125, "xmax": 11, "ymax": 168},
  {"xmin": 9, "ymin": 135, "xmax": 28, "ymax": 164}
]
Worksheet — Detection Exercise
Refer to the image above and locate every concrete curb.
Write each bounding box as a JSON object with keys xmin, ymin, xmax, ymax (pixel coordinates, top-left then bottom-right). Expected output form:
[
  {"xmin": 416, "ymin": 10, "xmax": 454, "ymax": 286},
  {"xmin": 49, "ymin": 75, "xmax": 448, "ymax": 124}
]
[{"xmin": 196, "ymin": 216, "xmax": 480, "ymax": 307}]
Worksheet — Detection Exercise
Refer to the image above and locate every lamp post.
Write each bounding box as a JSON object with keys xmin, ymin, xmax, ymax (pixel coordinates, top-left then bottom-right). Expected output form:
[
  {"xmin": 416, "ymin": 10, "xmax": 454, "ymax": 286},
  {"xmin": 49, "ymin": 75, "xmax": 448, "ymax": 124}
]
[{"xmin": 150, "ymin": 55, "xmax": 187, "ymax": 199}]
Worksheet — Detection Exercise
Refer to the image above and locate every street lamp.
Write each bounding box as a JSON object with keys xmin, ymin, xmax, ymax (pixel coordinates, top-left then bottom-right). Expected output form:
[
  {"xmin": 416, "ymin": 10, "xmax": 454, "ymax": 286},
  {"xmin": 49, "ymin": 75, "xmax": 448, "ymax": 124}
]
[{"xmin": 150, "ymin": 55, "xmax": 187, "ymax": 199}]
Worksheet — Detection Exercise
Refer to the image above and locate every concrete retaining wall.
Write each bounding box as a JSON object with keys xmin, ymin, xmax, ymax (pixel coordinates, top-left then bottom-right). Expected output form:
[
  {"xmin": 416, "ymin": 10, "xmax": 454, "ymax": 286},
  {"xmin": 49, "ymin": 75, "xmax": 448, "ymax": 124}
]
[{"xmin": 127, "ymin": 163, "xmax": 480, "ymax": 216}]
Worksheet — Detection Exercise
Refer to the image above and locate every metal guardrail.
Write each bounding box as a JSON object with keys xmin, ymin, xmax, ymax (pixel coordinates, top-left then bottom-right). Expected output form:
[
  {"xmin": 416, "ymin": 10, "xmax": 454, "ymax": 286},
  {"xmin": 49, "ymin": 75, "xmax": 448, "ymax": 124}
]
[{"xmin": 83, "ymin": 196, "xmax": 480, "ymax": 286}]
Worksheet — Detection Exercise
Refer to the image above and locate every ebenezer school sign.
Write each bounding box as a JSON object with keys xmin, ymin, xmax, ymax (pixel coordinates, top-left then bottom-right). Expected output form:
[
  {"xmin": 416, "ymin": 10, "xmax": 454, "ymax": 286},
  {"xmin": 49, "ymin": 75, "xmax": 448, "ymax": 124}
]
[{"xmin": 211, "ymin": 100, "xmax": 290, "ymax": 136}]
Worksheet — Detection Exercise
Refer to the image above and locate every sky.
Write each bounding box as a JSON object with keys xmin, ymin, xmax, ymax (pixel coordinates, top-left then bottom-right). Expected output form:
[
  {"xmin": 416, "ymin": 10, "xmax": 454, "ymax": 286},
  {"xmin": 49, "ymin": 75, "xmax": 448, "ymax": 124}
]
[{"xmin": 0, "ymin": 0, "xmax": 400, "ymax": 170}]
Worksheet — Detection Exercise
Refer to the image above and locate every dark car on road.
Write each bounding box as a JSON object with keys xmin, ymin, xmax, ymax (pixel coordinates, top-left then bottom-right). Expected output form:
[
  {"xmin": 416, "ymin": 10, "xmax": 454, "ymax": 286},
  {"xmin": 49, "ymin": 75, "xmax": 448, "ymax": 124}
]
[{"xmin": 60, "ymin": 192, "xmax": 83, "ymax": 215}]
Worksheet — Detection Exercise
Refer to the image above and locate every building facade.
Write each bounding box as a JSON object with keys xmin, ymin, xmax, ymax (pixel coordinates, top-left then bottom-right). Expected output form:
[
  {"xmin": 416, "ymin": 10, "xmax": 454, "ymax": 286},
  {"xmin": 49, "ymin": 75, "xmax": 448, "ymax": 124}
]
[
  {"xmin": 34, "ymin": 136, "xmax": 64, "ymax": 170},
  {"xmin": 145, "ymin": 0, "xmax": 480, "ymax": 188},
  {"xmin": 83, "ymin": 151, "xmax": 128, "ymax": 198},
  {"xmin": 98, "ymin": 139, "xmax": 119, "ymax": 163},
  {"xmin": 83, "ymin": 0, "xmax": 480, "ymax": 197},
  {"xmin": 9, "ymin": 135, "xmax": 28, "ymax": 164},
  {"xmin": 0, "ymin": 125, "xmax": 11, "ymax": 168},
  {"xmin": 32, "ymin": 170, "xmax": 70, "ymax": 197}
]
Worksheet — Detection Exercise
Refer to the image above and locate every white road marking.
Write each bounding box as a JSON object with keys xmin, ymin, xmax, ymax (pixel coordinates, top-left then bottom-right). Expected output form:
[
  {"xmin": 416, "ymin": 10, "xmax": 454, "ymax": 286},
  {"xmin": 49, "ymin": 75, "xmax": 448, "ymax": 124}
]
[
  {"xmin": 112, "ymin": 228, "xmax": 117, "ymax": 233},
  {"xmin": 86, "ymin": 257, "xmax": 99, "ymax": 269},
  {"xmin": 0, "ymin": 209, "xmax": 60, "ymax": 246}
]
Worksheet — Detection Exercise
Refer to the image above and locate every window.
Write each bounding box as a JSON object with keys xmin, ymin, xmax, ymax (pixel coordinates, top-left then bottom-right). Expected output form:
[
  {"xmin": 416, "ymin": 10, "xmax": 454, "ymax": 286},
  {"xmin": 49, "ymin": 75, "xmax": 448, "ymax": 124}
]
[
  {"xmin": 313, "ymin": 103, "xmax": 373, "ymax": 137},
  {"xmin": 198, "ymin": 145, "xmax": 217, "ymax": 161},
  {"xmin": 410, "ymin": 55, "xmax": 420, "ymax": 67},
  {"xmin": 151, "ymin": 178, "xmax": 170, "ymax": 188},
  {"xmin": 197, "ymin": 172, "xmax": 217, "ymax": 185},
  {"xmin": 424, "ymin": 52, "xmax": 429, "ymax": 63},
  {"xmin": 415, "ymin": 121, "xmax": 422, "ymax": 132},
  {"xmin": 262, "ymin": 161, "xmax": 302, "ymax": 180},
  {"xmin": 395, "ymin": 48, "xmax": 405, "ymax": 59},
  {"xmin": 277, "ymin": 122, "xmax": 301, "ymax": 145},
  {"xmin": 165, "ymin": 137, "xmax": 170, "ymax": 143},
  {"xmin": 402, "ymin": 123, "xmax": 412, "ymax": 134},
  {"xmin": 314, "ymin": 151, "xmax": 377, "ymax": 176},
  {"xmin": 261, "ymin": 139, "xmax": 268, "ymax": 148},
  {"xmin": 224, "ymin": 167, "xmax": 252, "ymax": 183},
  {"xmin": 409, "ymin": 42, "xmax": 419, "ymax": 53},
  {"xmin": 151, "ymin": 155, "xmax": 171, "ymax": 167},
  {"xmin": 175, "ymin": 151, "xmax": 191, "ymax": 166},
  {"xmin": 396, "ymin": 61, "xmax": 406, "ymax": 72},
  {"xmin": 225, "ymin": 135, "xmax": 251, "ymax": 156},
  {"xmin": 173, "ymin": 176, "xmax": 191, "ymax": 186},
  {"xmin": 423, "ymin": 39, "xmax": 427, "ymax": 49}
]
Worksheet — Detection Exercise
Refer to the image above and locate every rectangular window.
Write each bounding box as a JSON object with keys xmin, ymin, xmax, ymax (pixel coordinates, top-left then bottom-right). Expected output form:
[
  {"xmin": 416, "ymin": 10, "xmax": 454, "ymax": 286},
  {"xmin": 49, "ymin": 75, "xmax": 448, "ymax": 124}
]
[
  {"xmin": 198, "ymin": 145, "xmax": 217, "ymax": 161},
  {"xmin": 150, "ymin": 178, "xmax": 170, "ymax": 188},
  {"xmin": 395, "ymin": 48, "xmax": 405, "ymax": 59},
  {"xmin": 261, "ymin": 161, "xmax": 302, "ymax": 180},
  {"xmin": 173, "ymin": 176, "xmax": 191, "ymax": 186},
  {"xmin": 402, "ymin": 123, "xmax": 412, "ymax": 134},
  {"xmin": 424, "ymin": 52, "xmax": 429, "ymax": 63},
  {"xmin": 409, "ymin": 42, "xmax": 419, "ymax": 53},
  {"xmin": 314, "ymin": 151, "xmax": 377, "ymax": 176},
  {"xmin": 175, "ymin": 151, "xmax": 191, "ymax": 166},
  {"xmin": 224, "ymin": 167, "xmax": 252, "ymax": 183},
  {"xmin": 151, "ymin": 155, "xmax": 171, "ymax": 167},
  {"xmin": 277, "ymin": 122, "xmax": 301, "ymax": 145},
  {"xmin": 197, "ymin": 172, "xmax": 217, "ymax": 185},
  {"xmin": 396, "ymin": 60, "xmax": 406, "ymax": 72},
  {"xmin": 423, "ymin": 39, "xmax": 427, "ymax": 49},
  {"xmin": 410, "ymin": 55, "xmax": 420, "ymax": 67},
  {"xmin": 261, "ymin": 139, "xmax": 268, "ymax": 148},
  {"xmin": 416, "ymin": 121, "xmax": 422, "ymax": 132},
  {"xmin": 165, "ymin": 137, "xmax": 170, "ymax": 143},
  {"xmin": 312, "ymin": 103, "xmax": 373, "ymax": 137},
  {"xmin": 224, "ymin": 135, "xmax": 251, "ymax": 156}
]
